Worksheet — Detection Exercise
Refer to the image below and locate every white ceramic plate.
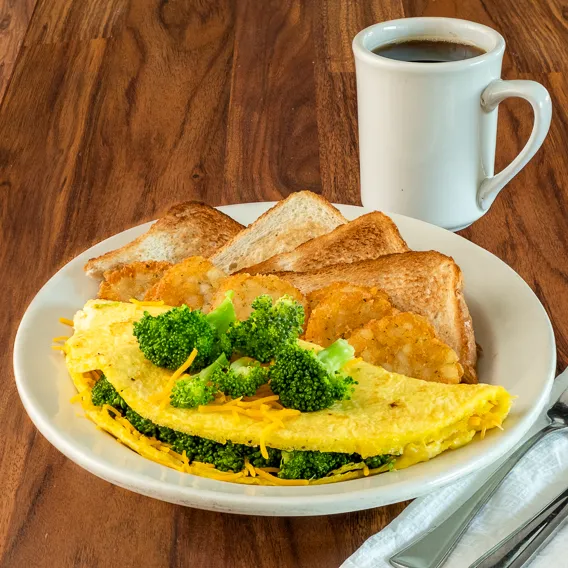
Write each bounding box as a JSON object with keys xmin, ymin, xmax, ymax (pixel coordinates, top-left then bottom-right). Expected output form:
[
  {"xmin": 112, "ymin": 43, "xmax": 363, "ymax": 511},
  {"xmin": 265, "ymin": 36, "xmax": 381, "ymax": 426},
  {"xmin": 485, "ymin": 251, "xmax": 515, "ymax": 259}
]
[{"xmin": 14, "ymin": 203, "xmax": 556, "ymax": 516}]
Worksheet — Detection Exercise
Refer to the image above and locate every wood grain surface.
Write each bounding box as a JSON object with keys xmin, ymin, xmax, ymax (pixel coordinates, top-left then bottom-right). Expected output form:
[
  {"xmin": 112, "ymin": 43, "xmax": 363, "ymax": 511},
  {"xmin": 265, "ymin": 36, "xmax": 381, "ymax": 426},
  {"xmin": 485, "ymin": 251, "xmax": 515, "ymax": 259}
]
[{"xmin": 0, "ymin": 1, "xmax": 566, "ymax": 567}]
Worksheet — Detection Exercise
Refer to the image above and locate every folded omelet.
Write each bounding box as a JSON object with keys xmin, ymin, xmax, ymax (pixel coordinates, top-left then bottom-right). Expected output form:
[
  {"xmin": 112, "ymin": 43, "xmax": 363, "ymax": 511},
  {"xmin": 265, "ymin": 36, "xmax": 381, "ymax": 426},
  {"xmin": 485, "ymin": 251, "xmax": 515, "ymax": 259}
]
[{"xmin": 64, "ymin": 300, "xmax": 512, "ymax": 484}]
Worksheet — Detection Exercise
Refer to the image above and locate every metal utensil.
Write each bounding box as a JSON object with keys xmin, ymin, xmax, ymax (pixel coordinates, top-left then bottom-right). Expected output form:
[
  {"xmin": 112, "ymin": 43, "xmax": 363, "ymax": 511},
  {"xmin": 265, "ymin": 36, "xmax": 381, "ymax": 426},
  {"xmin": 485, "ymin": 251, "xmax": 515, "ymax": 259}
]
[
  {"xmin": 389, "ymin": 371, "xmax": 568, "ymax": 568},
  {"xmin": 469, "ymin": 485, "xmax": 568, "ymax": 567}
]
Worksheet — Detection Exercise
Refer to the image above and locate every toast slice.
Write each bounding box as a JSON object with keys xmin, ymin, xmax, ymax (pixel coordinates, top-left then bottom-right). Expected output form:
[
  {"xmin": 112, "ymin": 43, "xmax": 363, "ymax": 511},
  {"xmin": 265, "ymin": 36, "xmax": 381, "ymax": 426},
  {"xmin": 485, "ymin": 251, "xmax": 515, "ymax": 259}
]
[
  {"xmin": 242, "ymin": 211, "xmax": 409, "ymax": 274},
  {"xmin": 84, "ymin": 202, "xmax": 244, "ymax": 279},
  {"xmin": 210, "ymin": 191, "xmax": 347, "ymax": 273},
  {"xmin": 275, "ymin": 251, "xmax": 477, "ymax": 383}
]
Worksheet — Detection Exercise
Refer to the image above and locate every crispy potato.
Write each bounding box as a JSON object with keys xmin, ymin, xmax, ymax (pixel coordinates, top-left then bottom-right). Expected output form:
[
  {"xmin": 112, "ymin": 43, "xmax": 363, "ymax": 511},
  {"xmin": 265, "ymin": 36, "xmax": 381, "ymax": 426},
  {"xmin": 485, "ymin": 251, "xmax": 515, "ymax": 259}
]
[
  {"xmin": 348, "ymin": 313, "xmax": 464, "ymax": 384},
  {"xmin": 305, "ymin": 283, "xmax": 394, "ymax": 346},
  {"xmin": 305, "ymin": 282, "xmax": 351, "ymax": 313},
  {"xmin": 144, "ymin": 256, "xmax": 226, "ymax": 310},
  {"xmin": 209, "ymin": 274, "xmax": 306, "ymax": 320},
  {"xmin": 98, "ymin": 261, "xmax": 172, "ymax": 302}
]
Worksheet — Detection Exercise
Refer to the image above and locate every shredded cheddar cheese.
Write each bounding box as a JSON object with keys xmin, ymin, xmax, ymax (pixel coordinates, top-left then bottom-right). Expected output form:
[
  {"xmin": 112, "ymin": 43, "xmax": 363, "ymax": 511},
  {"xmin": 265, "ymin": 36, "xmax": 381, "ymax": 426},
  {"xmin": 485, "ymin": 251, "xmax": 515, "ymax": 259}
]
[
  {"xmin": 181, "ymin": 451, "xmax": 190, "ymax": 473},
  {"xmin": 52, "ymin": 335, "xmax": 69, "ymax": 342},
  {"xmin": 197, "ymin": 395, "xmax": 300, "ymax": 459},
  {"xmin": 244, "ymin": 459, "xmax": 256, "ymax": 477},
  {"xmin": 363, "ymin": 464, "xmax": 370, "ymax": 477},
  {"xmin": 260, "ymin": 422, "xmax": 279, "ymax": 459},
  {"xmin": 204, "ymin": 471, "xmax": 245, "ymax": 482},
  {"xmin": 51, "ymin": 345, "xmax": 66, "ymax": 351},
  {"xmin": 59, "ymin": 317, "xmax": 74, "ymax": 327},
  {"xmin": 193, "ymin": 461, "xmax": 215, "ymax": 468},
  {"xmin": 102, "ymin": 404, "xmax": 121, "ymax": 418},
  {"xmin": 254, "ymin": 468, "xmax": 309, "ymax": 486},
  {"xmin": 148, "ymin": 349, "xmax": 198, "ymax": 408},
  {"xmin": 129, "ymin": 299, "xmax": 165, "ymax": 307},
  {"xmin": 237, "ymin": 395, "xmax": 280, "ymax": 407}
]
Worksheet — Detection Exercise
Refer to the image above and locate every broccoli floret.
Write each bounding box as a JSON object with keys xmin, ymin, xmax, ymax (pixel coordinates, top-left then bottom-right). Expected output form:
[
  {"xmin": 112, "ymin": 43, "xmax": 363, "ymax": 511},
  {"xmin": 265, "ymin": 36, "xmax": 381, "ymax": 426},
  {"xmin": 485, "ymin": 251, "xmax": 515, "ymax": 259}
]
[
  {"xmin": 133, "ymin": 306, "xmax": 215, "ymax": 370},
  {"xmin": 363, "ymin": 454, "xmax": 394, "ymax": 470},
  {"xmin": 170, "ymin": 354, "xmax": 229, "ymax": 408},
  {"xmin": 172, "ymin": 435, "xmax": 247, "ymax": 472},
  {"xmin": 91, "ymin": 375, "xmax": 128, "ymax": 411},
  {"xmin": 278, "ymin": 451, "xmax": 395, "ymax": 479},
  {"xmin": 211, "ymin": 442, "xmax": 248, "ymax": 472},
  {"xmin": 125, "ymin": 408, "xmax": 158, "ymax": 437},
  {"xmin": 228, "ymin": 295, "xmax": 304, "ymax": 363},
  {"xmin": 245, "ymin": 446, "xmax": 282, "ymax": 469},
  {"xmin": 213, "ymin": 357, "xmax": 269, "ymax": 398},
  {"xmin": 278, "ymin": 451, "xmax": 352, "ymax": 479},
  {"xmin": 157, "ymin": 425, "xmax": 178, "ymax": 444},
  {"xmin": 133, "ymin": 294, "xmax": 236, "ymax": 371},
  {"xmin": 269, "ymin": 339, "xmax": 357, "ymax": 412},
  {"xmin": 204, "ymin": 292, "xmax": 236, "ymax": 335}
]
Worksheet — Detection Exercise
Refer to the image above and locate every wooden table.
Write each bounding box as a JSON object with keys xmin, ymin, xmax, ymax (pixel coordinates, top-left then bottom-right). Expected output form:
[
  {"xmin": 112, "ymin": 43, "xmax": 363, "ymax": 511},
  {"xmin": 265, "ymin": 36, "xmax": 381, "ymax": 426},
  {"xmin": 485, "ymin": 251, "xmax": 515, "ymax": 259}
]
[{"xmin": 1, "ymin": 1, "xmax": 566, "ymax": 566}]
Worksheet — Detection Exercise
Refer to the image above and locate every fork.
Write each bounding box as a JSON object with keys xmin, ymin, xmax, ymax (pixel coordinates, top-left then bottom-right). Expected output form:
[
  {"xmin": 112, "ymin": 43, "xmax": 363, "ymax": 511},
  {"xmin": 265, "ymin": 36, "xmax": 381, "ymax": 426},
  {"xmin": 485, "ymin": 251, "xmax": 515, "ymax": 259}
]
[{"xmin": 389, "ymin": 375, "xmax": 568, "ymax": 568}]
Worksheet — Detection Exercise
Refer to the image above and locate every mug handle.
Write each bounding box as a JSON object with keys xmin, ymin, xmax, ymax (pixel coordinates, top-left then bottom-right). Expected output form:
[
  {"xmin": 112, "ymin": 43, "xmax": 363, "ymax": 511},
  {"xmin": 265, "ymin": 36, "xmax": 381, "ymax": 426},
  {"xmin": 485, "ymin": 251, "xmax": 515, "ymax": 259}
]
[{"xmin": 477, "ymin": 79, "xmax": 552, "ymax": 211}]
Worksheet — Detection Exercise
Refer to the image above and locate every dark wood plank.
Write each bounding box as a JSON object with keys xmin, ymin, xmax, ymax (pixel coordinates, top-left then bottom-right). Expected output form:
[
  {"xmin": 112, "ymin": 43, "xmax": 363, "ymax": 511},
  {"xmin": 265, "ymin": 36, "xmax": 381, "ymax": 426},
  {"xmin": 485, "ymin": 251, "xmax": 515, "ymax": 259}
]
[
  {"xmin": 60, "ymin": 0, "xmax": 236, "ymax": 244},
  {"xmin": 0, "ymin": 38, "xmax": 108, "ymax": 562},
  {"xmin": 312, "ymin": 0, "xmax": 405, "ymax": 204},
  {"xmin": 0, "ymin": 0, "xmax": 37, "ymax": 103},
  {"xmin": 23, "ymin": 0, "xmax": 128, "ymax": 44},
  {"xmin": 223, "ymin": 0, "xmax": 321, "ymax": 202}
]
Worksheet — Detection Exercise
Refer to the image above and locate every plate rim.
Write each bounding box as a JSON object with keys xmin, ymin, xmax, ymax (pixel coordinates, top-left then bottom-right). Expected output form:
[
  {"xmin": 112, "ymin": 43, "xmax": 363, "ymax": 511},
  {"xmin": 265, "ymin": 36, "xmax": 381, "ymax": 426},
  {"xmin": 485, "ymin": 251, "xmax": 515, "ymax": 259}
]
[{"xmin": 13, "ymin": 202, "xmax": 556, "ymax": 515}]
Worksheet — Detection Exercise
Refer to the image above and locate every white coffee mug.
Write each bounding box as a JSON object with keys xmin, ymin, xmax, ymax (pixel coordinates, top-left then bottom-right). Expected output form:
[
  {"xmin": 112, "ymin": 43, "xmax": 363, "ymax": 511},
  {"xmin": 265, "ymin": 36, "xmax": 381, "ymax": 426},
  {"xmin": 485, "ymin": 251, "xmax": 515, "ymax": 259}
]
[{"xmin": 352, "ymin": 18, "xmax": 552, "ymax": 230}]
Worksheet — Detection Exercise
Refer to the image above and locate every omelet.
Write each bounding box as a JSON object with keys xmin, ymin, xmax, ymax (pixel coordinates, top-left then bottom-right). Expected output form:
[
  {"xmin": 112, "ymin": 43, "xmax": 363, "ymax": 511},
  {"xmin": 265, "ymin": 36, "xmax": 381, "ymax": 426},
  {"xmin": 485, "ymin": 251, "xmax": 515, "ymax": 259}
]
[{"xmin": 64, "ymin": 300, "xmax": 512, "ymax": 484}]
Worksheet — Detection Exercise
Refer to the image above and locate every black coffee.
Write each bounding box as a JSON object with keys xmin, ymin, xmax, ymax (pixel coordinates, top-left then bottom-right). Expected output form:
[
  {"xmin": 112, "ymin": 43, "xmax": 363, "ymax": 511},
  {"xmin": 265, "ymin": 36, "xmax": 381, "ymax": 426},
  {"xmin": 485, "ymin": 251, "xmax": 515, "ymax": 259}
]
[{"xmin": 372, "ymin": 39, "xmax": 485, "ymax": 63}]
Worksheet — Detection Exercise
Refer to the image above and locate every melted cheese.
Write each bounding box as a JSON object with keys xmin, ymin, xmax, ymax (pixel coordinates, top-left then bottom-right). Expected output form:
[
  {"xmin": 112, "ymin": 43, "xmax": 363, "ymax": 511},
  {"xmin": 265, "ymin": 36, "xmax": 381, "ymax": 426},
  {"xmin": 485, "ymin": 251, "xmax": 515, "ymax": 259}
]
[{"xmin": 129, "ymin": 299, "xmax": 165, "ymax": 307}]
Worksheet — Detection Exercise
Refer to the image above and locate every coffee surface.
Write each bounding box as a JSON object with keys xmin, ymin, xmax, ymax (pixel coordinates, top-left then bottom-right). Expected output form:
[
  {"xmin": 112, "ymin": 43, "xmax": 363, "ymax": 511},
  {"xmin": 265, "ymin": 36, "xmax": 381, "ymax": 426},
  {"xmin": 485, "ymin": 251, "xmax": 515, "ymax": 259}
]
[{"xmin": 372, "ymin": 39, "xmax": 486, "ymax": 63}]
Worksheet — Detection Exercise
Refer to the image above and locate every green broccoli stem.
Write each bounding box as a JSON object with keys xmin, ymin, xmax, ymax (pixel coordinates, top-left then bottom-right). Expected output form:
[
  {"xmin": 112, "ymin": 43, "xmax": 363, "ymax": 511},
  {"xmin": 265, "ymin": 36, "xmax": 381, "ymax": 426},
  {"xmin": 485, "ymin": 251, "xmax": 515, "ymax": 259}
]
[
  {"xmin": 317, "ymin": 339, "xmax": 355, "ymax": 374},
  {"xmin": 229, "ymin": 357, "xmax": 257, "ymax": 371},
  {"xmin": 199, "ymin": 353, "xmax": 229, "ymax": 380},
  {"xmin": 205, "ymin": 291, "xmax": 236, "ymax": 334},
  {"xmin": 169, "ymin": 354, "xmax": 230, "ymax": 408}
]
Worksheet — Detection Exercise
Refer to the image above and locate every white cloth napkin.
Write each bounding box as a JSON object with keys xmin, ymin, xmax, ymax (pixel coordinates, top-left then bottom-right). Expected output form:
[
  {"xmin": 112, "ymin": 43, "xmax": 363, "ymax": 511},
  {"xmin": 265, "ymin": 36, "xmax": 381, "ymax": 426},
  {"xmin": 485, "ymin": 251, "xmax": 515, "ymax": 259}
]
[{"xmin": 342, "ymin": 370, "xmax": 568, "ymax": 568}]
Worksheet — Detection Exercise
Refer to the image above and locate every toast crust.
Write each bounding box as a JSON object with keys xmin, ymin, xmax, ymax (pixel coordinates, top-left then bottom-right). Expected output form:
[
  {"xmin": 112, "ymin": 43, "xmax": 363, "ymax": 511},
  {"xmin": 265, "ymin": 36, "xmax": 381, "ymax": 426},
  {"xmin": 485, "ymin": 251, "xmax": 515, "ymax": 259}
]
[
  {"xmin": 84, "ymin": 202, "xmax": 244, "ymax": 279},
  {"xmin": 274, "ymin": 251, "xmax": 477, "ymax": 383}
]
